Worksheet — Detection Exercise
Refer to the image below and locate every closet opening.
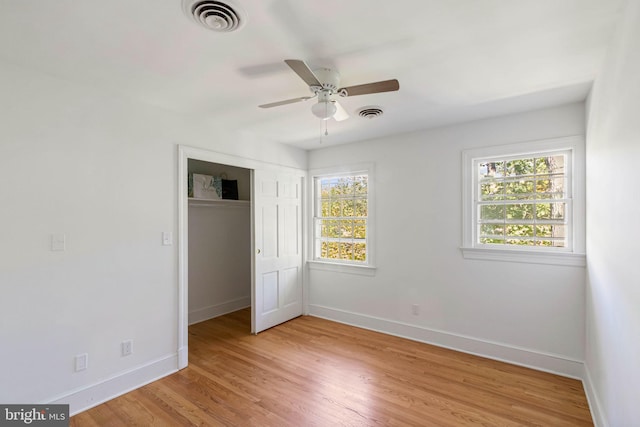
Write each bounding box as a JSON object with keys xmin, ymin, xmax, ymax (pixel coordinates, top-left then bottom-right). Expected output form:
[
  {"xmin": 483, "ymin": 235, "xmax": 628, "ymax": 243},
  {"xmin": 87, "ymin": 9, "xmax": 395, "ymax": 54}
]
[{"xmin": 187, "ymin": 159, "xmax": 252, "ymax": 332}]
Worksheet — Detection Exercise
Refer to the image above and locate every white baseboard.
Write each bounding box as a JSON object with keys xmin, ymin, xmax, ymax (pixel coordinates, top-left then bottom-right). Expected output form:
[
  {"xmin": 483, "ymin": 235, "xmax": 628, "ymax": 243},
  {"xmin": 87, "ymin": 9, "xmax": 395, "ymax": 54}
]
[
  {"xmin": 188, "ymin": 296, "xmax": 250, "ymax": 325},
  {"xmin": 49, "ymin": 353, "xmax": 179, "ymax": 416},
  {"xmin": 308, "ymin": 304, "xmax": 584, "ymax": 379},
  {"xmin": 582, "ymin": 363, "xmax": 608, "ymax": 427}
]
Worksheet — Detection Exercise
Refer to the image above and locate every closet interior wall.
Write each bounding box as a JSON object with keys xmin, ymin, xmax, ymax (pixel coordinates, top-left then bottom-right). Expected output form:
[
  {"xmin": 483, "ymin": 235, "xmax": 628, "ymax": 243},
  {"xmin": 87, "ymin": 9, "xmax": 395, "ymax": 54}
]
[{"xmin": 187, "ymin": 159, "xmax": 251, "ymax": 325}]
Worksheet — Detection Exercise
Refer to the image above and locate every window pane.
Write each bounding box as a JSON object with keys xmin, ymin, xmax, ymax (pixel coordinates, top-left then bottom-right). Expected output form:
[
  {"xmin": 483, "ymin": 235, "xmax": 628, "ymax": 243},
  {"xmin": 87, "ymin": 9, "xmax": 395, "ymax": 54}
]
[
  {"xmin": 480, "ymin": 224, "xmax": 504, "ymax": 238},
  {"xmin": 346, "ymin": 177, "xmax": 355, "ymax": 195},
  {"xmin": 339, "ymin": 242, "xmax": 354, "ymax": 260},
  {"xmin": 480, "ymin": 204, "xmax": 505, "ymax": 220},
  {"xmin": 354, "ymin": 176, "xmax": 368, "ymax": 195},
  {"xmin": 506, "ymin": 158, "xmax": 534, "ymax": 176},
  {"xmin": 550, "ymin": 176, "xmax": 565, "ymax": 196},
  {"xmin": 535, "ymin": 203, "xmax": 565, "ymax": 220},
  {"xmin": 332, "ymin": 199, "xmax": 342, "ymax": 217},
  {"xmin": 551, "ymin": 225, "xmax": 566, "ymax": 239},
  {"xmin": 505, "ymin": 179, "xmax": 534, "ymax": 200},
  {"xmin": 545, "ymin": 155, "xmax": 565, "ymax": 173},
  {"xmin": 354, "ymin": 219, "xmax": 367, "ymax": 239},
  {"xmin": 505, "ymin": 237, "xmax": 536, "ymax": 246},
  {"xmin": 354, "ymin": 243, "xmax": 367, "ymax": 261},
  {"xmin": 321, "ymin": 200, "xmax": 331, "ymax": 217},
  {"xmin": 535, "ymin": 157, "xmax": 551, "ymax": 173},
  {"xmin": 479, "ymin": 161, "xmax": 504, "ymax": 178},
  {"xmin": 480, "ymin": 237, "xmax": 505, "ymax": 244},
  {"xmin": 342, "ymin": 199, "xmax": 355, "ymax": 217},
  {"xmin": 340, "ymin": 220, "xmax": 354, "ymax": 238},
  {"xmin": 329, "ymin": 178, "xmax": 344, "ymax": 198},
  {"xmin": 506, "ymin": 224, "xmax": 534, "ymax": 238},
  {"xmin": 326, "ymin": 242, "xmax": 339, "ymax": 259},
  {"xmin": 536, "ymin": 176, "xmax": 565, "ymax": 199},
  {"xmin": 355, "ymin": 198, "xmax": 367, "ymax": 217},
  {"xmin": 322, "ymin": 220, "xmax": 339, "ymax": 238},
  {"xmin": 320, "ymin": 180, "xmax": 332, "ymax": 198},
  {"xmin": 536, "ymin": 177, "xmax": 551, "ymax": 193},
  {"xmin": 535, "ymin": 225, "xmax": 553, "ymax": 237},
  {"xmin": 506, "ymin": 203, "xmax": 534, "ymax": 220},
  {"xmin": 480, "ymin": 181, "xmax": 504, "ymax": 201}
]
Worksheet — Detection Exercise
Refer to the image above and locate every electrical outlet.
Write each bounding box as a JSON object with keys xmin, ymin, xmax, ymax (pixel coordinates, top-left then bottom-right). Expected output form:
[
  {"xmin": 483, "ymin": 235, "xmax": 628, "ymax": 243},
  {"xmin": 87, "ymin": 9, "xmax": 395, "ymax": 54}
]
[
  {"xmin": 74, "ymin": 353, "xmax": 88, "ymax": 372},
  {"xmin": 121, "ymin": 340, "xmax": 133, "ymax": 357},
  {"xmin": 411, "ymin": 304, "xmax": 420, "ymax": 316}
]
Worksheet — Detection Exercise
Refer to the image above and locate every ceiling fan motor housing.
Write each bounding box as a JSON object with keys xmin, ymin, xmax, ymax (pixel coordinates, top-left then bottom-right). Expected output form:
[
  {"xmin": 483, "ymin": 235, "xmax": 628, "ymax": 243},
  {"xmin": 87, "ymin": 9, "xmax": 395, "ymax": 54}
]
[
  {"xmin": 309, "ymin": 69, "xmax": 341, "ymax": 119},
  {"xmin": 310, "ymin": 68, "xmax": 340, "ymax": 93}
]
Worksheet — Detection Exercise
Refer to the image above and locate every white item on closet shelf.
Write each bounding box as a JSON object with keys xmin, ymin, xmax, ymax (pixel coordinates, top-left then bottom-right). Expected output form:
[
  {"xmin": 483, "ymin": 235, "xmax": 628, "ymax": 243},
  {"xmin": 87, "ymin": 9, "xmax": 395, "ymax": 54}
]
[{"xmin": 193, "ymin": 173, "xmax": 222, "ymax": 200}]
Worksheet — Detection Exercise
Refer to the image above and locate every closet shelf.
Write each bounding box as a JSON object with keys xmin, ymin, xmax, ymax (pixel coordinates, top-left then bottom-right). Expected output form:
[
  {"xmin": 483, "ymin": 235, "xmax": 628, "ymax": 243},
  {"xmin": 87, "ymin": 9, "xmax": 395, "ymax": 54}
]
[{"xmin": 188, "ymin": 198, "xmax": 250, "ymax": 207}]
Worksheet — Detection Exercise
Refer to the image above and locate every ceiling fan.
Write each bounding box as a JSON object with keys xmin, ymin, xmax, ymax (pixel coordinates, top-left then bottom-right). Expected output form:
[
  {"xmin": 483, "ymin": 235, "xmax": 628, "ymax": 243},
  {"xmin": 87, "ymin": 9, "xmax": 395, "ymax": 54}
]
[{"xmin": 259, "ymin": 59, "xmax": 400, "ymax": 121}]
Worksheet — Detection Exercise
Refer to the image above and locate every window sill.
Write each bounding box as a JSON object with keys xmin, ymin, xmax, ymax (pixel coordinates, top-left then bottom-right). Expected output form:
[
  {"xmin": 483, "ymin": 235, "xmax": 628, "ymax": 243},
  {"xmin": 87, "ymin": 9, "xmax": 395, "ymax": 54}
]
[
  {"xmin": 461, "ymin": 247, "xmax": 586, "ymax": 267},
  {"xmin": 307, "ymin": 260, "xmax": 377, "ymax": 276}
]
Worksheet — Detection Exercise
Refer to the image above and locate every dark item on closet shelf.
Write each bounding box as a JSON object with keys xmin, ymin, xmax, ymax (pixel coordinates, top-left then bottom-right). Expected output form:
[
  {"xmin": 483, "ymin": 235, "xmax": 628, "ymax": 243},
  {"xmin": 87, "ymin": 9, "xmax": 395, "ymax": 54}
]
[{"xmin": 222, "ymin": 179, "xmax": 239, "ymax": 200}]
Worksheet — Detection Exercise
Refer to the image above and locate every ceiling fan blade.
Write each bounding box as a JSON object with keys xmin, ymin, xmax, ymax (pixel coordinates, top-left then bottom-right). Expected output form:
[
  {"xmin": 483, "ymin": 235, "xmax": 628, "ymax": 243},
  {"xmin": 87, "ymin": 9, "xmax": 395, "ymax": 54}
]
[
  {"xmin": 285, "ymin": 59, "xmax": 322, "ymax": 87},
  {"xmin": 332, "ymin": 100, "xmax": 350, "ymax": 121},
  {"xmin": 338, "ymin": 79, "xmax": 399, "ymax": 97},
  {"xmin": 258, "ymin": 96, "xmax": 314, "ymax": 109}
]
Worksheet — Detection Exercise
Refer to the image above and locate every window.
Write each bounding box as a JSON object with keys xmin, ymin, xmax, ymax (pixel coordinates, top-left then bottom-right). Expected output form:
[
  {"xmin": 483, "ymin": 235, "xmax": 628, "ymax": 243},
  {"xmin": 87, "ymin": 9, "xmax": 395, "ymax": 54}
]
[
  {"xmin": 311, "ymin": 165, "xmax": 373, "ymax": 269},
  {"xmin": 462, "ymin": 136, "xmax": 585, "ymax": 266},
  {"xmin": 476, "ymin": 151, "xmax": 570, "ymax": 248}
]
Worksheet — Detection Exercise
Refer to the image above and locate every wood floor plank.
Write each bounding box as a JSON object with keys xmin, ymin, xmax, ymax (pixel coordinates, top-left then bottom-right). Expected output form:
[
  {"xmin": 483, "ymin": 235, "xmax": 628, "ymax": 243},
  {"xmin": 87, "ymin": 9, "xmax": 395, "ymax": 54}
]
[{"xmin": 71, "ymin": 309, "xmax": 593, "ymax": 426}]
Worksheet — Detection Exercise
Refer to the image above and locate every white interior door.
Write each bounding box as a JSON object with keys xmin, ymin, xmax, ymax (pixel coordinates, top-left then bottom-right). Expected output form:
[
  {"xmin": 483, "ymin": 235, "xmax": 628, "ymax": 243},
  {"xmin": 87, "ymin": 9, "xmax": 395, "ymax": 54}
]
[{"xmin": 252, "ymin": 169, "xmax": 303, "ymax": 333}]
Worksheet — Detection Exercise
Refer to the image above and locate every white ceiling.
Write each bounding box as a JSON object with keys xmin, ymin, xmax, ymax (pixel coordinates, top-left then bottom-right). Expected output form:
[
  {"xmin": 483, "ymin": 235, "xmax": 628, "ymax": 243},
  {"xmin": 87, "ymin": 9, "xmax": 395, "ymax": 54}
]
[{"xmin": 0, "ymin": 0, "xmax": 623, "ymax": 150}]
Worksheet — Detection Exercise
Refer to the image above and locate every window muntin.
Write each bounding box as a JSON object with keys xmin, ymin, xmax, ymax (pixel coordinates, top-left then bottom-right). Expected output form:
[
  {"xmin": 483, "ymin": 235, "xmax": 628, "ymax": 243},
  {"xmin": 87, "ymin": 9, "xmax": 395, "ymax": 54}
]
[
  {"xmin": 474, "ymin": 150, "xmax": 572, "ymax": 249},
  {"xmin": 313, "ymin": 173, "xmax": 368, "ymax": 263}
]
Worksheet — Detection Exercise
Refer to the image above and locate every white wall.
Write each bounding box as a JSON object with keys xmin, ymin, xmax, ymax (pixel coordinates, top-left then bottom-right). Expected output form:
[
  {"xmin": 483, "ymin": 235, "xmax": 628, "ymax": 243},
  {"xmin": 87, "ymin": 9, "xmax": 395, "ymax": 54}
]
[
  {"xmin": 584, "ymin": 0, "xmax": 640, "ymax": 425},
  {"xmin": 308, "ymin": 103, "xmax": 587, "ymax": 376},
  {"xmin": 188, "ymin": 202, "xmax": 251, "ymax": 325},
  {"xmin": 0, "ymin": 62, "xmax": 305, "ymax": 410}
]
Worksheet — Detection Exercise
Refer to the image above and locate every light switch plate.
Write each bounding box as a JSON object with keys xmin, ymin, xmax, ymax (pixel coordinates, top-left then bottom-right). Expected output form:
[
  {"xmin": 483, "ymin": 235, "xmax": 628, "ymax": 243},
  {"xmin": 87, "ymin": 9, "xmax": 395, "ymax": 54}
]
[
  {"xmin": 162, "ymin": 232, "xmax": 173, "ymax": 246},
  {"xmin": 51, "ymin": 233, "xmax": 66, "ymax": 251}
]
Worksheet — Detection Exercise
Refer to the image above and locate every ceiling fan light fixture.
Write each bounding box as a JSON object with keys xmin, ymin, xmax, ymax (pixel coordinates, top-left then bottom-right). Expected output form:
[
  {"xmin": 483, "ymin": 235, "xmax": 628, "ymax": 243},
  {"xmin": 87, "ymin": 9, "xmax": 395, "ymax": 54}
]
[{"xmin": 311, "ymin": 100, "xmax": 337, "ymax": 120}]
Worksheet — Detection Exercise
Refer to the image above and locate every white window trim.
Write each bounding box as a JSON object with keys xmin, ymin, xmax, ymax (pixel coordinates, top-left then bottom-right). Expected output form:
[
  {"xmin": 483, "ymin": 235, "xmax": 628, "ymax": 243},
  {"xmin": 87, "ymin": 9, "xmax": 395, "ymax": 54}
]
[
  {"xmin": 461, "ymin": 135, "xmax": 586, "ymax": 266},
  {"xmin": 308, "ymin": 163, "xmax": 376, "ymax": 275}
]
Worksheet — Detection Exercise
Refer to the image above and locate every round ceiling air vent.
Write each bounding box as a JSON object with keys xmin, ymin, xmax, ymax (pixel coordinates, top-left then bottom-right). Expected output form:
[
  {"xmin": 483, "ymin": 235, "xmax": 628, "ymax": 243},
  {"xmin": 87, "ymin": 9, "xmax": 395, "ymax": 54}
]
[
  {"xmin": 357, "ymin": 106, "xmax": 384, "ymax": 119},
  {"xmin": 182, "ymin": 0, "xmax": 247, "ymax": 32}
]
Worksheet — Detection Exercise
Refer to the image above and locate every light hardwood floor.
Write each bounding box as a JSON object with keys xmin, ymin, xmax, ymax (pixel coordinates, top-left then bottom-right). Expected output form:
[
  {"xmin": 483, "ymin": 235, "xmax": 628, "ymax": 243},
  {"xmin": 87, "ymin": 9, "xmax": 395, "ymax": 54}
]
[{"xmin": 71, "ymin": 309, "xmax": 593, "ymax": 426}]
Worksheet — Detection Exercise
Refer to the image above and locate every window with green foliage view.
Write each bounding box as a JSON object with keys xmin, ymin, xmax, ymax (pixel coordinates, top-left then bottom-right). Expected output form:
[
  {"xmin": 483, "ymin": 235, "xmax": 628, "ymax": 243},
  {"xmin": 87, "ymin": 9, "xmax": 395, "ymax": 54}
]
[
  {"xmin": 476, "ymin": 150, "xmax": 570, "ymax": 248},
  {"xmin": 313, "ymin": 173, "xmax": 368, "ymax": 263}
]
